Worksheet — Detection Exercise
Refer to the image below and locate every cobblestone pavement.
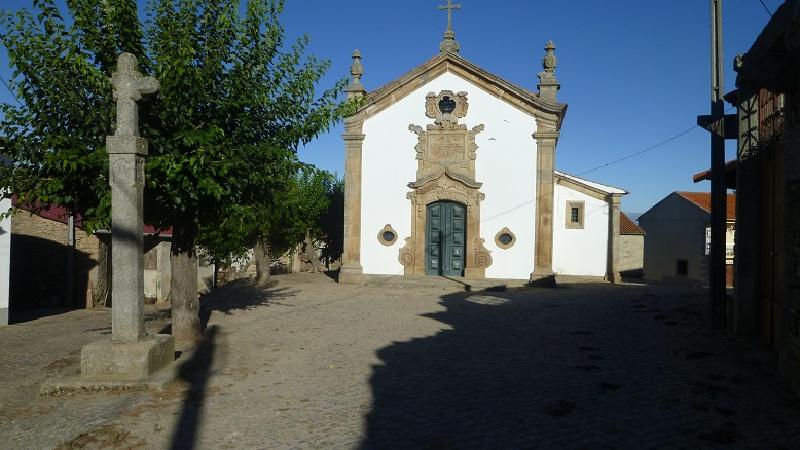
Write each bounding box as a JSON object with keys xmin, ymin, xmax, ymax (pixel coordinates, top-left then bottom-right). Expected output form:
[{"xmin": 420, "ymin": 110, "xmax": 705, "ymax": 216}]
[{"xmin": 2, "ymin": 273, "xmax": 800, "ymax": 449}]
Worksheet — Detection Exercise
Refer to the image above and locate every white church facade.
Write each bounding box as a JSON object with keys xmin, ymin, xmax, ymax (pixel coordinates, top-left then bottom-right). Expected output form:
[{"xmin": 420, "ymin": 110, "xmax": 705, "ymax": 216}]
[{"xmin": 339, "ymin": 16, "xmax": 626, "ymax": 285}]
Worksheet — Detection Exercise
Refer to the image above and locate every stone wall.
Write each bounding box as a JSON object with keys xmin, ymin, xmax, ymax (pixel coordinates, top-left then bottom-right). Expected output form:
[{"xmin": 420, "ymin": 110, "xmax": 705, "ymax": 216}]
[
  {"xmin": 9, "ymin": 211, "xmax": 100, "ymax": 310},
  {"xmin": 619, "ymin": 234, "xmax": 644, "ymax": 275}
]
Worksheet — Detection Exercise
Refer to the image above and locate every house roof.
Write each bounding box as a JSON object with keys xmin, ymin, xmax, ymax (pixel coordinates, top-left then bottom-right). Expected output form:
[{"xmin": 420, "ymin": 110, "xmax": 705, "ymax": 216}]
[
  {"xmin": 620, "ymin": 212, "xmax": 645, "ymax": 235},
  {"xmin": 675, "ymin": 191, "xmax": 736, "ymax": 221},
  {"xmin": 356, "ymin": 52, "xmax": 568, "ymax": 128}
]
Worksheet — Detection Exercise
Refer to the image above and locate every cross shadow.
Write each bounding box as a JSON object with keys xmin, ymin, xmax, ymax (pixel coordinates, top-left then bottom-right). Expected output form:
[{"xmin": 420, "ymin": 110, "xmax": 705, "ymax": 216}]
[{"xmin": 169, "ymin": 325, "xmax": 219, "ymax": 450}]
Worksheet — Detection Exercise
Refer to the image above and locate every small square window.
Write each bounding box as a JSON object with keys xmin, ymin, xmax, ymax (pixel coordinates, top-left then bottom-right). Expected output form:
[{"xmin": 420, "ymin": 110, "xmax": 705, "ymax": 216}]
[
  {"xmin": 677, "ymin": 259, "xmax": 688, "ymax": 276},
  {"xmin": 565, "ymin": 201, "xmax": 585, "ymax": 229},
  {"xmin": 571, "ymin": 207, "xmax": 580, "ymax": 223}
]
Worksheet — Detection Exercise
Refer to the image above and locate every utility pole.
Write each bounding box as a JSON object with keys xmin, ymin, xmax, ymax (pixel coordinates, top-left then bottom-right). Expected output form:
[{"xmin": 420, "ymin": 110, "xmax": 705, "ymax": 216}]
[{"xmin": 709, "ymin": 0, "xmax": 727, "ymax": 329}]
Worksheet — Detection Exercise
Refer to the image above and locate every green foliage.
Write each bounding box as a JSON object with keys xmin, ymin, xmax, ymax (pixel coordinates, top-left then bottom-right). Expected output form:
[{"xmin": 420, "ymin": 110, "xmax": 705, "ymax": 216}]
[
  {"xmin": 0, "ymin": 0, "xmax": 144, "ymax": 230},
  {"xmin": 1, "ymin": 0, "xmax": 350, "ymax": 262},
  {"xmin": 316, "ymin": 176, "xmax": 343, "ymax": 264}
]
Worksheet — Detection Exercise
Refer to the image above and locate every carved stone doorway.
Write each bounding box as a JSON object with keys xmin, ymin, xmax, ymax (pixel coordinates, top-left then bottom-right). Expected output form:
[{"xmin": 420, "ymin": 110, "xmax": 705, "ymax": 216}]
[{"xmin": 425, "ymin": 201, "xmax": 466, "ymax": 276}]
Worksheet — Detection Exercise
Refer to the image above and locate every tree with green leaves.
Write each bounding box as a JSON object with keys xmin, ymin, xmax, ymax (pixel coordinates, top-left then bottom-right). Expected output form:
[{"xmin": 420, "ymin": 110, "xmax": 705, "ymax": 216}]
[{"xmin": 1, "ymin": 0, "xmax": 348, "ymax": 342}]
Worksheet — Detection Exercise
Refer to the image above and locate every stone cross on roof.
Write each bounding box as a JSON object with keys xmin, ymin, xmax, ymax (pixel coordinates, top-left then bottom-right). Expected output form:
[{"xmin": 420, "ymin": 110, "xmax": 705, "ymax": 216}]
[
  {"xmin": 110, "ymin": 53, "xmax": 159, "ymax": 137},
  {"xmin": 438, "ymin": 0, "xmax": 462, "ymax": 54},
  {"xmin": 438, "ymin": 0, "xmax": 461, "ymax": 32}
]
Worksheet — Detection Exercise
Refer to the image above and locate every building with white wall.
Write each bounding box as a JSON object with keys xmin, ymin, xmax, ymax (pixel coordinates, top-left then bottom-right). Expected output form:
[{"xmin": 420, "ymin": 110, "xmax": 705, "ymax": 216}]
[
  {"xmin": 338, "ymin": 28, "xmax": 626, "ymax": 284},
  {"xmin": 0, "ymin": 196, "xmax": 10, "ymax": 325},
  {"xmin": 639, "ymin": 192, "xmax": 735, "ymax": 287}
]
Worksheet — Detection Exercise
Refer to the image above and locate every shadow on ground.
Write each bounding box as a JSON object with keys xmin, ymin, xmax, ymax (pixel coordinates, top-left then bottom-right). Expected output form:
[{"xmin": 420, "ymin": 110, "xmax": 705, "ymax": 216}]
[
  {"xmin": 359, "ymin": 284, "xmax": 800, "ymax": 449},
  {"xmin": 159, "ymin": 278, "xmax": 296, "ymax": 335}
]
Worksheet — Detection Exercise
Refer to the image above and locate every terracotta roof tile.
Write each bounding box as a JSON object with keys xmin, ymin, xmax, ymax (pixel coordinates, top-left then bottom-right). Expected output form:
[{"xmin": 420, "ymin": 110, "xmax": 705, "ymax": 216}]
[
  {"xmin": 676, "ymin": 191, "xmax": 736, "ymax": 221},
  {"xmin": 620, "ymin": 212, "xmax": 645, "ymax": 235}
]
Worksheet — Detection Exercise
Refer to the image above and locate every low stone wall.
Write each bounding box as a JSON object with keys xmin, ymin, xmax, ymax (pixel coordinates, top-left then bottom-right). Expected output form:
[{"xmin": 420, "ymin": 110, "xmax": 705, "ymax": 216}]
[
  {"xmin": 10, "ymin": 211, "xmax": 100, "ymax": 309},
  {"xmin": 619, "ymin": 234, "xmax": 644, "ymax": 275}
]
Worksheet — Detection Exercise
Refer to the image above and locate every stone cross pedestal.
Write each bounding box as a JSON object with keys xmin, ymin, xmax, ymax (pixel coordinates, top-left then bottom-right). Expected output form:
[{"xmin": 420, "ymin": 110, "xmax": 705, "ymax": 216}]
[{"xmin": 80, "ymin": 53, "xmax": 174, "ymax": 382}]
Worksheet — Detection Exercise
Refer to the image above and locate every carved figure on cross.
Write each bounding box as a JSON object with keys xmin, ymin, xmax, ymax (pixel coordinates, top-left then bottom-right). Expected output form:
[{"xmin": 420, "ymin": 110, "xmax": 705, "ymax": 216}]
[
  {"xmin": 438, "ymin": 0, "xmax": 461, "ymax": 32},
  {"xmin": 110, "ymin": 53, "xmax": 159, "ymax": 137}
]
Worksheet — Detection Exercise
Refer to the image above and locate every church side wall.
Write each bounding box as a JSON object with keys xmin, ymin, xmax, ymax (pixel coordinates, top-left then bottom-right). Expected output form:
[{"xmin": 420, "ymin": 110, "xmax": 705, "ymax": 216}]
[
  {"xmin": 0, "ymin": 197, "xmax": 10, "ymax": 325},
  {"xmin": 552, "ymin": 184, "xmax": 609, "ymax": 276},
  {"xmin": 360, "ymin": 71, "xmax": 537, "ymax": 279}
]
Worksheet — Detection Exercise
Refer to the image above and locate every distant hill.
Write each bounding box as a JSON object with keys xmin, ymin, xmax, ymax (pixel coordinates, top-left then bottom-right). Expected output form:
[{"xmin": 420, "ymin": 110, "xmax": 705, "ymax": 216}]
[{"xmin": 624, "ymin": 212, "xmax": 643, "ymax": 223}]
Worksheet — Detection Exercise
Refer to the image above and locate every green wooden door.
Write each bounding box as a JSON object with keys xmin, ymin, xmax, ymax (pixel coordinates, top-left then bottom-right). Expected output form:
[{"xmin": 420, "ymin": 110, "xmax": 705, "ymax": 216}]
[{"xmin": 426, "ymin": 201, "xmax": 466, "ymax": 276}]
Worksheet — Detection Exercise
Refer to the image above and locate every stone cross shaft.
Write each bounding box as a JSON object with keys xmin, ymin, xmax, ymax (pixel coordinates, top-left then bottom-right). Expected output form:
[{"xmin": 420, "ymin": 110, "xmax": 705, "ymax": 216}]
[
  {"xmin": 438, "ymin": 0, "xmax": 461, "ymax": 31},
  {"xmin": 107, "ymin": 53, "xmax": 159, "ymax": 343}
]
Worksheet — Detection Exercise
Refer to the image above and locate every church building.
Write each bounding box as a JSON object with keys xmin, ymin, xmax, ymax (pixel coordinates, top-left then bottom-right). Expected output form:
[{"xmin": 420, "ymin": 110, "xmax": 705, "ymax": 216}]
[{"xmin": 339, "ymin": 3, "xmax": 627, "ymax": 285}]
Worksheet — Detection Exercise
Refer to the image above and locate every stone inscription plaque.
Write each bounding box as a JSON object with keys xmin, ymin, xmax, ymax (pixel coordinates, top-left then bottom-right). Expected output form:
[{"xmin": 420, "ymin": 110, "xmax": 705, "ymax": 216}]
[{"xmin": 427, "ymin": 130, "xmax": 467, "ymax": 162}]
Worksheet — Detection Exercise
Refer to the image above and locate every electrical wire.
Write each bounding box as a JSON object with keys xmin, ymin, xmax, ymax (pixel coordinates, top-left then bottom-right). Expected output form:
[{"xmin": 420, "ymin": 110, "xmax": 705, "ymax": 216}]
[
  {"xmin": 577, "ymin": 125, "xmax": 700, "ymax": 176},
  {"xmin": 0, "ymin": 76, "xmax": 22, "ymax": 106},
  {"xmin": 758, "ymin": 0, "xmax": 773, "ymax": 17}
]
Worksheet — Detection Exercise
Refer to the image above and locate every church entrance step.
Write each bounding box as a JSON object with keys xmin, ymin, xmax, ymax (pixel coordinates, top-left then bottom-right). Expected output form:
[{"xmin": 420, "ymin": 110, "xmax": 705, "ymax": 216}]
[{"xmin": 359, "ymin": 275, "xmax": 528, "ymax": 292}]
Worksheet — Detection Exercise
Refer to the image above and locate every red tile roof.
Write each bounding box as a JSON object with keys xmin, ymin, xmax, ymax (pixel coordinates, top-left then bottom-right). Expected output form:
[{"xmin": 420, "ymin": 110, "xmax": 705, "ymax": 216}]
[
  {"xmin": 620, "ymin": 212, "xmax": 645, "ymax": 235},
  {"xmin": 676, "ymin": 192, "xmax": 736, "ymax": 221},
  {"xmin": 11, "ymin": 196, "xmax": 172, "ymax": 236}
]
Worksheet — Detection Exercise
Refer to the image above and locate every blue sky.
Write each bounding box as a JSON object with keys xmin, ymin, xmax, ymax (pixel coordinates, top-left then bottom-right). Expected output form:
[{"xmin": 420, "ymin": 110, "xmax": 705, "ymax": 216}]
[{"xmin": 0, "ymin": 0, "xmax": 778, "ymax": 213}]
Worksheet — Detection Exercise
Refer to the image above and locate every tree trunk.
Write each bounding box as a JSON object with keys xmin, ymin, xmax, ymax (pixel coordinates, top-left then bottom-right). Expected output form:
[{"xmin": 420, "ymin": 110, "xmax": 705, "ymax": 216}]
[
  {"xmin": 170, "ymin": 229, "xmax": 201, "ymax": 343},
  {"xmin": 304, "ymin": 231, "xmax": 321, "ymax": 273},
  {"xmin": 91, "ymin": 237, "xmax": 111, "ymax": 308},
  {"xmin": 254, "ymin": 240, "xmax": 271, "ymax": 285}
]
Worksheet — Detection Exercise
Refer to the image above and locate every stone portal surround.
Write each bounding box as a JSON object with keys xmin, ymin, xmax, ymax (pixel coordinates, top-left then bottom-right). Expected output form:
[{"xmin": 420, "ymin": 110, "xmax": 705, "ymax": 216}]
[{"xmin": 398, "ymin": 90, "xmax": 492, "ymax": 278}]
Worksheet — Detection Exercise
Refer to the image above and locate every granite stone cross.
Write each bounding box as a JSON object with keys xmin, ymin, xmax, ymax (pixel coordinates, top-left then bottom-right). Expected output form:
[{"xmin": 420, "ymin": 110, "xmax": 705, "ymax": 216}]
[
  {"xmin": 107, "ymin": 53, "xmax": 159, "ymax": 343},
  {"xmin": 111, "ymin": 53, "xmax": 159, "ymax": 137},
  {"xmin": 438, "ymin": 0, "xmax": 461, "ymax": 32}
]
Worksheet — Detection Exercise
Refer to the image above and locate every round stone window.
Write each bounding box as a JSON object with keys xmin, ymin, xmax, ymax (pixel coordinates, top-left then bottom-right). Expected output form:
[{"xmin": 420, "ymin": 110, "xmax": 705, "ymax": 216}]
[
  {"xmin": 377, "ymin": 224, "xmax": 398, "ymax": 246},
  {"xmin": 494, "ymin": 227, "xmax": 516, "ymax": 250}
]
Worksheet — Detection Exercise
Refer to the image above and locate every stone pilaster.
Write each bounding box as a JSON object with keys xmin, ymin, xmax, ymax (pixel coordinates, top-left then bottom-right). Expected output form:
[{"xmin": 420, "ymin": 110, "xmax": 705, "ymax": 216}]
[
  {"xmin": 605, "ymin": 194, "xmax": 622, "ymax": 284},
  {"xmin": 340, "ymin": 116, "xmax": 366, "ymax": 284},
  {"xmin": 530, "ymin": 127, "xmax": 559, "ymax": 286}
]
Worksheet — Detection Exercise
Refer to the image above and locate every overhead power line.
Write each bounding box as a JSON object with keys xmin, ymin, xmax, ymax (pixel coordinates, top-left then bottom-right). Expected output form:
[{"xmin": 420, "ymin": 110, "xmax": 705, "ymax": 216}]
[
  {"xmin": 758, "ymin": 0, "xmax": 773, "ymax": 17},
  {"xmin": 577, "ymin": 125, "xmax": 700, "ymax": 176},
  {"xmin": 577, "ymin": 105, "xmax": 737, "ymax": 177},
  {"xmin": 0, "ymin": 76, "xmax": 22, "ymax": 106}
]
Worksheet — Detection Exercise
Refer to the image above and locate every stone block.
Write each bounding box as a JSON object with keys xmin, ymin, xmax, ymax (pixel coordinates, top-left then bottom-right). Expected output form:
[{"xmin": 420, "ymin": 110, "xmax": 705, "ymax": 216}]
[{"xmin": 81, "ymin": 334, "xmax": 174, "ymax": 381}]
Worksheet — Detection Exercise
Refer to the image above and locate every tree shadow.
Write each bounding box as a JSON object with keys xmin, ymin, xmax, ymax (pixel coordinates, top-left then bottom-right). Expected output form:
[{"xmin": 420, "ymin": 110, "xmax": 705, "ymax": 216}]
[
  {"xmin": 358, "ymin": 284, "xmax": 799, "ymax": 448},
  {"xmin": 159, "ymin": 278, "xmax": 296, "ymax": 335},
  {"xmin": 169, "ymin": 325, "xmax": 220, "ymax": 450}
]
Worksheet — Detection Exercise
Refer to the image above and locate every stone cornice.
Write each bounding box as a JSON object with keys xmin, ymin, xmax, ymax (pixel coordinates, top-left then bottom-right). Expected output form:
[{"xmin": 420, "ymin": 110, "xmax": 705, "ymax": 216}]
[
  {"xmin": 353, "ymin": 53, "xmax": 568, "ymax": 130},
  {"xmin": 554, "ymin": 173, "xmax": 628, "ymax": 202}
]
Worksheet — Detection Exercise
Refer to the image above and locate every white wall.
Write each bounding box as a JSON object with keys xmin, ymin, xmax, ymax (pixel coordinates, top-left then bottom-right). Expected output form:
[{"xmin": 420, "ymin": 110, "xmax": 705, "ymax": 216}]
[
  {"xmin": 552, "ymin": 183, "xmax": 609, "ymax": 276},
  {"xmin": 639, "ymin": 193, "xmax": 709, "ymax": 285},
  {"xmin": 0, "ymin": 197, "xmax": 10, "ymax": 325},
  {"xmin": 359, "ymin": 71, "xmax": 538, "ymax": 279}
]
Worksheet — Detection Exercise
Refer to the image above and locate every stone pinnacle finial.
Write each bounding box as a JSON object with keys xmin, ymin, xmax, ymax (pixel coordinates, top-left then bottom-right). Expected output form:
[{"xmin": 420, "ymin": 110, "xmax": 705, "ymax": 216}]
[
  {"xmin": 537, "ymin": 40, "xmax": 560, "ymax": 103},
  {"xmin": 351, "ymin": 49, "xmax": 363, "ymax": 83},
  {"xmin": 438, "ymin": 0, "xmax": 462, "ymax": 54},
  {"xmin": 542, "ymin": 40, "xmax": 557, "ymax": 72},
  {"xmin": 346, "ymin": 49, "xmax": 366, "ymax": 100}
]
